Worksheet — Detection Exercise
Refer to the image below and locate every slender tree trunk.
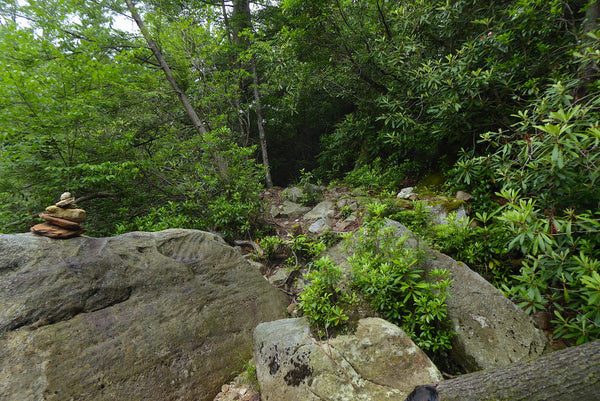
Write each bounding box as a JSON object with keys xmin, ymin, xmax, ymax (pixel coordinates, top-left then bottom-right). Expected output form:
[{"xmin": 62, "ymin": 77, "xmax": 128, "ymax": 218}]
[
  {"xmin": 436, "ymin": 340, "xmax": 600, "ymax": 401},
  {"xmin": 230, "ymin": 0, "xmax": 274, "ymax": 187},
  {"xmin": 251, "ymin": 57, "xmax": 273, "ymax": 188},
  {"xmin": 577, "ymin": 0, "xmax": 600, "ymax": 99},
  {"xmin": 124, "ymin": 0, "xmax": 207, "ymax": 136}
]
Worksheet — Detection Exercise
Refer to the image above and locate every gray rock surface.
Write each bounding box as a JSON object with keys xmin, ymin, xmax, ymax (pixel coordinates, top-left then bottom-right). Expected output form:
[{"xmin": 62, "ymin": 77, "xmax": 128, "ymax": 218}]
[
  {"xmin": 429, "ymin": 203, "xmax": 468, "ymax": 226},
  {"xmin": 253, "ymin": 317, "xmax": 441, "ymax": 401},
  {"xmin": 397, "ymin": 187, "xmax": 416, "ymax": 199},
  {"xmin": 334, "ymin": 215, "xmax": 357, "ymax": 231},
  {"xmin": 324, "ymin": 222, "xmax": 550, "ymax": 372},
  {"xmin": 308, "ymin": 217, "xmax": 333, "ymax": 234},
  {"xmin": 0, "ymin": 229, "xmax": 288, "ymax": 401},
  {"xmin": 268, "ymin": 268, "xmax": 290, "ymax": 287},
  {"xmin": 303, "ymin": 200, "xmax": 335, "ymax": 221},
  {"xmin": 282, "ymin": 187, "xmax": 304, "ymax": 203},
  {"xmin": 336, "ymin": 198, "xmax": 358, "ymax": 211},
  {"xmin": 272, "ymin": 200, "xmax": 312, "ymax": 220},
  {"xmin": 385, "ymin": 221, "xmax": 550, "ymax": 371}
]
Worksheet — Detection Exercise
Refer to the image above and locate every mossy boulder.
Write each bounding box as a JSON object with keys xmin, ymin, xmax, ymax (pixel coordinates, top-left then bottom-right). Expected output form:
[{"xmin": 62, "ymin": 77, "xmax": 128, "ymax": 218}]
[
  {"xmin": 253, "ymin": 317, "xmax": 441, "ymax": 401},
  {"xmin": 0, "ymin": 229, "xmax": 288, "ymax": 401}
]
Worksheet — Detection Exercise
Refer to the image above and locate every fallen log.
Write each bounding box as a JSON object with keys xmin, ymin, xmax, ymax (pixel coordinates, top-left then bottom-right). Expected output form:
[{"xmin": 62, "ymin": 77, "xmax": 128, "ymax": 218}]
[{"xmin": 437, "ymin": 340, "xmax": 600, "ymax": 400}]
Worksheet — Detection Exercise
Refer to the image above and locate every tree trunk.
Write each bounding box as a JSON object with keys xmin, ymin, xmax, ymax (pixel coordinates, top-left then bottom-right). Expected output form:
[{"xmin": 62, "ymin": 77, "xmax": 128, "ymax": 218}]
[
  {"xmin": 124, "ymin": 0, "xmax": 207, "ymax": 136},
  {"xmin": 230, "ymin": 0, "xmax": 273, "ymax": 187},
  {"xmin": 251, "ymin": 57, "xmax": 273, "ymax": 188},
  {"xmin": 577, "ymin": 0, "xmax": 600, "ymax": 98},
  {"xmin": 436, "ymin": 340, "xmax": 600, "ymax": 401}
]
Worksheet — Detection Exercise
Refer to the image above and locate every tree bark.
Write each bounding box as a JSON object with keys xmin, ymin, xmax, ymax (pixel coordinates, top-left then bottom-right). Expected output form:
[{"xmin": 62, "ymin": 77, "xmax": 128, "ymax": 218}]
[
  {"xmin": 577, "ymin": 0, "xmax": 600, "ymax": 99},
  {"xmin": 230, "ymin": 0, "xmax": 273, "ymax": 187},
  {"xmin": 251, "ymin": 57, "xmax": 273, "ymax": 188},
  {"xmin": 436, "ymin": 340, "xmax": 600, "ymax": 401},
  {"xmin": 124, "ymin": 0, "xmax": 207, "ymax": 135}
]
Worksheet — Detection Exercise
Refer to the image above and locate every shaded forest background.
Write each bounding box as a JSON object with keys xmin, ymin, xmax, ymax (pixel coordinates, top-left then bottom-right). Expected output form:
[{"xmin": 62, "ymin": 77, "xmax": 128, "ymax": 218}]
[{"xmin": 1, "ymin": 0, "xmax": 599, "ymax": 344}]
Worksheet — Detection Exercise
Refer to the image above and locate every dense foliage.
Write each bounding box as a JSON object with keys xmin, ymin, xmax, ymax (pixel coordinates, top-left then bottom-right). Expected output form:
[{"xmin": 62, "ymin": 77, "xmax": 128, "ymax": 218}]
[
  {"xmin": 1, "ymin": 0, "xmax": 599, "ymax": 344},
  {"xmin": 299, "ymin": 203, "xmax": 453, "ymax": 353}
]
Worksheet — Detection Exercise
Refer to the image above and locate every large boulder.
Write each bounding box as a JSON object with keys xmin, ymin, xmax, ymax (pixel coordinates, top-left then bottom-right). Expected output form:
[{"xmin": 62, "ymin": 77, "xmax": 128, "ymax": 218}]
[
  {"xmin": 324, "ymin": 221, "xmax": 550, "ymax": 372},
  {"xmin": 384, "ymin": 220, "xmax": 550, "ymax": 371},
  {"xmin": 253, "ymin": 317, "xmax": 442, "ymax": 401},
  {"xmin": 0, "ymin": 229, "xmax": 288, "ymax": 401}
]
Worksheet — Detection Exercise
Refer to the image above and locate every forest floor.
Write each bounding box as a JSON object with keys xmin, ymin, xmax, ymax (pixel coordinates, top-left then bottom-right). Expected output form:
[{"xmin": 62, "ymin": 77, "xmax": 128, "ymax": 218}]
[{"xmin": 213, "ymin": 185, "xmax": 362, "ymax": 401}]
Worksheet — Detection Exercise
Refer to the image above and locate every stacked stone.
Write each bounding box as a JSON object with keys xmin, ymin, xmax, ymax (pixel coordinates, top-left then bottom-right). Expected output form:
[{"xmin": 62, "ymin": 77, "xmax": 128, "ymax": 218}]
[{"xmin": 30, "ymin": 192, "xmax": 86, "ymax": 239}]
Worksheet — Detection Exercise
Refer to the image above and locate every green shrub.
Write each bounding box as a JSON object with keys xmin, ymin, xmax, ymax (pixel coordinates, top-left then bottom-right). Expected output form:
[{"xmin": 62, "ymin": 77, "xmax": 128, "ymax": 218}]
[
  {"xmin": 298, "ymin": 203, "xmax": 454, "ymax": 351},
  {"xmin": 258, "ymin": 235, "xmax": 285, "ymax": 260},
  {"xmin": 496, "ymin": 190, "xmax": 600, "ymax": 344},
  {"xmin": 296, "ymin": 169, "xmax": 323, "ymax": 206},
  {"xmin": 389, "ymin": 200, "xmax": 431, "ymax": 235},
  {"xmin": 298, "ymin": 257, "xmax": 355, "ymax": 333},
  {"xmin": 339, "ymin": 205, "xmax": 353, "ymax": 220},
  {"xmin": 349, "ymin": 202, "xmax": 454, "ymax": 352},
  {"xmin": 344, "ymin": 157, "xmax": 417, "ymax": 192},
  {"xmin": 114, "ymin": 201, "xmax": 191, "ymax": 234},
  {"xmin": 112, "ymin": 128, "xmax": 265, "ymax": 239},
  {"xmin": 287, "ymin": 234, "xmax": 326, "ymax": 265},
  {"xmin": 256, "ymin": 233, "xmax": 326, "ymax": 272},
  {"xmin": 446, "ymin": 66, "xmax": 600, "ymax": 343}
]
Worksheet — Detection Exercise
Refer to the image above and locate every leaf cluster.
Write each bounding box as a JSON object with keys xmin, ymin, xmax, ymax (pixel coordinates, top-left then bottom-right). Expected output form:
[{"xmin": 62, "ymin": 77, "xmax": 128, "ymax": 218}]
[{"xmin": 298, "ymin": 202, "xmax": 454, "ymax": 353}]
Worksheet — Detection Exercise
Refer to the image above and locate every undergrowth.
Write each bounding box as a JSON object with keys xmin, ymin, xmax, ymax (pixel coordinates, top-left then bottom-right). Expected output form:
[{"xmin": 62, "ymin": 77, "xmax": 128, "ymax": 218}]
[{"xmin": 298, "ymin": 202, "xmax": 454, "ymax": 354}]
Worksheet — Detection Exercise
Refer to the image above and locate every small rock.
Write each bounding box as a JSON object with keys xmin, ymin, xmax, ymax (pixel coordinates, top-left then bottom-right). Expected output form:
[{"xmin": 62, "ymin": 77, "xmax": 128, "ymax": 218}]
[
  {"xmin": 429, "ymin": 203, "xmax": 468, "ymax": 226},
  {"xmin": 304, "ymin": 183, "xmax": 323, "ymax": 195},
  {"xmin": 336, "ymin": 198, "xmax": 348, "ymax": 209},
  {"xmin": 282, "ymin": 187, "xmax": 304, "ymax": 203},
  {"xmin": 336, "ymin": 198, "xmax": 358, "ymax": 211},
  {"xmin": 397, "ymin": 187, "xmax": 417, "ymax": 199},
  {"xmin": 334, "ymin": 215, "xmax": 357, "ymax": 231},
  {"xmin": 303, "ymin": 200, "xmax": 335, "ymax": 220},
  {"xmin": 55, "ymin": 198, "xmax": 76, "ymax": 208},
  {"xmin": 308, "ymin": 216, "xmax": 332, "ymax": 233},
  {"xmin": 55, "ymin": 192, "xmax": 77, "ymax": 208},
  {"xmin": 274, "ymin": 201, "xmax": 311, "ymax": 220},
  {"xmin": 268, "ymin": 269, "xmax": 289, "ymax": 287},
  {"xmin": 290, "ymin": 223, "xmax": 303, "ymax": 237},
  {"xmin": 269, "ymin": 204, "xmax": 281, "ymax": 218},
  {"xmin": 456, "ymin": 191, "xmax": 473, "ymax": 201}
]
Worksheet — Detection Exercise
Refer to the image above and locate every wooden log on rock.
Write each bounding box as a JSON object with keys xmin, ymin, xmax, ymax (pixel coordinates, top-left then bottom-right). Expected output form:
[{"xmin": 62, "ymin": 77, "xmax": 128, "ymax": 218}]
[{"xmin": 437, "ymin": 340, "xmax": 600, "ymax": 401}]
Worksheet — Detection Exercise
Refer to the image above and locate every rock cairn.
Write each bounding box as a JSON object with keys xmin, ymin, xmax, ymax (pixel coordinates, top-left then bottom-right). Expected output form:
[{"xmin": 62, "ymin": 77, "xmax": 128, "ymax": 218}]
[{"xmin": 30, "ymin": 192, "xmax": 86, "ymax": 238}]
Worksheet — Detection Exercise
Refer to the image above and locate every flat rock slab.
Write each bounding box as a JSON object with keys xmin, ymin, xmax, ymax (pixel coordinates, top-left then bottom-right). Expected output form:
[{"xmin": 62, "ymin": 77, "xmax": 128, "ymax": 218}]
[
  {"xmin": 253, "ymin": 317, "xmax": 441, "ymax": 401},
  {"xmin": 39, "ymin": 213, "xmax": 82, "ymax": 229},
  {"xmin": 30, "ymin": 222, "xmax": 85, "ymax": 238},
  {"xmin": 303, "ymin": 201, "xmax": 335, "ymax": 221},
  {"xmin": 272, "ymin": 201, "xmax": 311, "ymax": 220},
  {"xmin": 44, "ymin": 205, "xmax": 86, "ymax": 222},
  {"xmin": 0, "ymin": 229, "xmax": 288, "ymax": 401}
]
